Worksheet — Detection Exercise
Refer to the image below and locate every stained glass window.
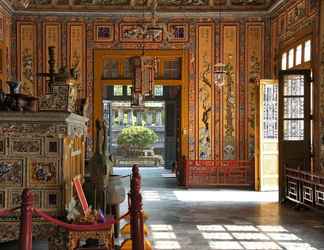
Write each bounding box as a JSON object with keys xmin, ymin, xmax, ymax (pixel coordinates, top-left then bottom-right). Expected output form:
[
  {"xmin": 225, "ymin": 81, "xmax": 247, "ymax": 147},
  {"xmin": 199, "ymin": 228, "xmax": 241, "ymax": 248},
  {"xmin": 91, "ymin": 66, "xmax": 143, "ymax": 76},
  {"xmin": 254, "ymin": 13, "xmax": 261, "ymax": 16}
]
[
  {"xmin": 304, "ymin": 40, "xmax": 311, "ymax": 62},
  {"xmin": 283, "ymin": 75, "xmax": 305, "ymax": 141},
  {"xmin": 113, "ymin": 85, "xmax": 123, "ymax": 96},
  {"xmin": 263, "ymin": 84, "xmax": 278, "ymax": 139},
  {"xmin": 281, "ymin": 53, "xmax": 287, "ymax": 70},
  {"xmin": 288, "ymin": 49, "xmax": 294, "ymax": 69},
  {"xmin": 296, "ymin": 44, "xmax": 302, "ymax": 65},
  {"xmin": 154, "ymin": 85, "xmax": 163, "ymax": 96}
]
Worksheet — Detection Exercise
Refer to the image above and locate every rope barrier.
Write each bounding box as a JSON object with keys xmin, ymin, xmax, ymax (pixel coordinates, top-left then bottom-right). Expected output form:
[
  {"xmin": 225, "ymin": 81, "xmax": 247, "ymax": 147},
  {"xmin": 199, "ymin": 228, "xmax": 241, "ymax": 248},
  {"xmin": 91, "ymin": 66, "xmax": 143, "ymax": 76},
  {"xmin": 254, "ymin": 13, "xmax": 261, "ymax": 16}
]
[
  {"xmin": 33, "ymin": 208, "xmax": 115, "ymax": 232},
  {"xmin": 116, "ymin": 211, "xmax": 130, "ymax": 222},
  {"xmin": 0, "ymin": 206, "xmax": 21, "ymax": 217}
]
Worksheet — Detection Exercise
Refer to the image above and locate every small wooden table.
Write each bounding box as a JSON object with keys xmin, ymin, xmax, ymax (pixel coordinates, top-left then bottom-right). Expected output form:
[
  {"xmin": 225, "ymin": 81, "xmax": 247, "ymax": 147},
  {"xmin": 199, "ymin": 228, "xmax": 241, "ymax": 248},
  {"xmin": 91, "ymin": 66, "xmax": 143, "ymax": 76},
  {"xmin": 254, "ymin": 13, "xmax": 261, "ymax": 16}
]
[{"xmin": 68, "ymin": 228, "xmax": 113, "ymax": 250}]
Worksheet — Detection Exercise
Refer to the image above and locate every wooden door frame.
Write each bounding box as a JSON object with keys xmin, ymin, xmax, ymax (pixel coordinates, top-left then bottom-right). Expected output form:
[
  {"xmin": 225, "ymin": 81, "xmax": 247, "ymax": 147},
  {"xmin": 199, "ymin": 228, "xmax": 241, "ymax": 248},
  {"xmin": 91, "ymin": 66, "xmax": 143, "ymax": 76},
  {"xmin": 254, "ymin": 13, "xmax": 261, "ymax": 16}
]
[{"xmin": 93, "ymin": 49, "xmax": 189, "ymax": 159}]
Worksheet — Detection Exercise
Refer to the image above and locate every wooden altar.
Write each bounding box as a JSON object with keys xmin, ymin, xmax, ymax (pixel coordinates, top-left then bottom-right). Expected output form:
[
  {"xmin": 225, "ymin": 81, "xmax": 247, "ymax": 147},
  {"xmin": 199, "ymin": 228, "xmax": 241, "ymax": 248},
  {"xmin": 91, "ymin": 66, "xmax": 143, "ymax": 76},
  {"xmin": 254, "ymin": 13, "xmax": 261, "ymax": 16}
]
[{"xmin": 0, "ymin": 111, "xmax": 88, "ymax": 216}]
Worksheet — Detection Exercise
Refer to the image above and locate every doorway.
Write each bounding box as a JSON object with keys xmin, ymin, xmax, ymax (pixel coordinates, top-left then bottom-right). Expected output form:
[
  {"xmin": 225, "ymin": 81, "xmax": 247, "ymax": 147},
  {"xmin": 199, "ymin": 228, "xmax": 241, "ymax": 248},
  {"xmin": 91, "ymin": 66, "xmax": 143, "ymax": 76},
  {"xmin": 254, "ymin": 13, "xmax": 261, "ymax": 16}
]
[
  {"xmin": 102, "ymin": 85, "xmax": 181, "ymax": 170},
  {"xmin": 93, "ymin": 49, "xmax": 189, "ymax": 171}
]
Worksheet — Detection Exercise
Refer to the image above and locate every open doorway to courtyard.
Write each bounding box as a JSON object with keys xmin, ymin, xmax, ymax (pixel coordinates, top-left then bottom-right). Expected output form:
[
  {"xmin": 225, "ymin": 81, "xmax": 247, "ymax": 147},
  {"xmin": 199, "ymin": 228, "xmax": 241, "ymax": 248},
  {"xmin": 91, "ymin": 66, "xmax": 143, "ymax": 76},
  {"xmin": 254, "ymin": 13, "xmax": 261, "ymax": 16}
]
[{"xmin": 102, "ymin": 85, "xmax": 181, "ymax": 171}]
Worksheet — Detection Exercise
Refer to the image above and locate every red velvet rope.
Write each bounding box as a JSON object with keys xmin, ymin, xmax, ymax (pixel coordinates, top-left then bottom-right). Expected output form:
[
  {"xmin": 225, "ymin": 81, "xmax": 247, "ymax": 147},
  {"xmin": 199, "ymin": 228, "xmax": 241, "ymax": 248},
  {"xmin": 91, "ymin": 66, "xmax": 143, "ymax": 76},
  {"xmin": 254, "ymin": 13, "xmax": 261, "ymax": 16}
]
[
  {"xmin": 33, "ymin": 208, "xmax": 115, "ymax": 232},
  {"xmin": 116, "ymin": 211, "xmax": 130, "ymax": 222},
  {"xmin": 0, "ymin": 207, "xmax": 20, "ymax": 217}
]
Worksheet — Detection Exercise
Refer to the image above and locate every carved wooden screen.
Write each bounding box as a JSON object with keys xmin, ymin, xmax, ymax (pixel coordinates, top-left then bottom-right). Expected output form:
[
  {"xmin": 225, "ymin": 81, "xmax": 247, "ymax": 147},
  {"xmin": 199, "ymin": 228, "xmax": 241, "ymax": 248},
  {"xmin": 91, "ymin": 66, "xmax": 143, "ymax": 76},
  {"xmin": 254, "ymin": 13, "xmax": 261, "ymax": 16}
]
[{"xmin": 279, "ymin": 70, "xmax": 311, "ymax": 200}]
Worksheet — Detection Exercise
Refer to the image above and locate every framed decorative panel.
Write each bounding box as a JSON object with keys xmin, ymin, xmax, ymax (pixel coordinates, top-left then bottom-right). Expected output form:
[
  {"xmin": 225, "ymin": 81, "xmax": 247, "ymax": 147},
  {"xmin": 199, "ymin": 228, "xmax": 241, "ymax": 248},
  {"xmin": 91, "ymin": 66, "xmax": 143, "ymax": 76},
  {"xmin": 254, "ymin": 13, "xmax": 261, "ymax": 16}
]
[
  {"xmin": 68, "ymin": 23, "xmax": 85, "ymax": 97},
  {"xmin": 44, "ymin": 190, "xmax": 60, "ymax": 209},
  {"xmin": 120, "ymin": 23, "xmax": 162, "ymax": 42},
  {"xmin": 222, "ymin": 24, "xmax": 239, "ymax": 160},
  {"xmin": 17, "ymin": 22, "xmax": 36, "ymax": 96},
  {"xmin": 0, "ymin": 49, "xmax": 3, "ymax": 74},
  {"xmin": 9, "ymin": 190, "xmax": 41, "ymax": 208},
  {"xmin": 10, "ymin": 138, "xmax": 42, "ymax": 155},
  {"xmin": 45, "ymin": 138, "xmax": 60, "ymax": 156},
  {"xmin": 278, "ymin": 14, "xmax": 286, "ymax": 35},
  {"xmin": 94, "ymin": 23, "xmax": 114, "ymax": 42},
  {"xmin": 28, "ymin": 159, "xmax": 59, "ymax": 186},
  {"xmin": 0, "ymin": 191, "xmax": 5, "ymax": 208},
  {"xmin": 287, "ymin": 0, "xmax": 306, "ymax": 27},
  {"xmin": 43, "ymin": 23, "xmax": 61, "ymax": 93},
  {"xmin": 0, "ymin": 138, "xmax": 5, "ymax": 154},
  {"xmin": 0, "ymin": 159, "xmax": 24, "ymax": 187},
  {"xmin": 168, "ymin": 23, "xmax": 189, "ymax": 42},
  {"xmin": 0, "ymin": 15, "xmax": 3, "ymax": 41},
  {"xmin": 197, "ymin": 24, "xmax": 214, "ymax": 160},
  {"xmin": 9, "ymin": 191, "xmax": 22, "ymax": 208}
]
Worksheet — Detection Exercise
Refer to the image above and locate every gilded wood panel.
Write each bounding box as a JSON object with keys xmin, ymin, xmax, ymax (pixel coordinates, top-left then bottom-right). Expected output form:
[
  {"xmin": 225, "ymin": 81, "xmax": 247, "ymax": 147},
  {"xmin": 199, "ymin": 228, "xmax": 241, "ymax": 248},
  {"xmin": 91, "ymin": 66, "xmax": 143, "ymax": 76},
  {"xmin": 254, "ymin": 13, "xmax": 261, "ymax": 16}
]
[
  {"xmin": 68, "ymin": 23, "xmax": 85, "ymax": 97},
  {"xmin": 17, "ymin": 22, "xmax": 36, "ymax": 96},
  {"xmin": 246, "ymin": 23, "xmax": 264, "ymax": 160},
  {"xmin": 0, "ymin": 11, "xmax": 11, "ymax": 92},
  {"xmin": 43, "ymin": 23, "xmax": 61, "ymax": 94},
  {"xmin": 197, "ymin": 24, "xmax": 214, "ymax": 160},
  {"xmin": 222, "ymin": 24, "xmax": 238, "ymax": 160}
]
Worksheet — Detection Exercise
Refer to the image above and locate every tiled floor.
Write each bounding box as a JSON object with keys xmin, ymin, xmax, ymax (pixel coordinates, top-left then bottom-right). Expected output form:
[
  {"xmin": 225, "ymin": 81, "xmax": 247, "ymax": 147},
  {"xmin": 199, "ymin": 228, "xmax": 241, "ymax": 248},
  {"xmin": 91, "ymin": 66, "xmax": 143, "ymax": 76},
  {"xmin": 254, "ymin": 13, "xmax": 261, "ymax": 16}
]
[
  {"xmin": 115, "ymin": 167, "xmax": 324, "ymax": 250},
  {"xmin": 2, "ymin": 167, "xmax": 324, "ymax": 249}
]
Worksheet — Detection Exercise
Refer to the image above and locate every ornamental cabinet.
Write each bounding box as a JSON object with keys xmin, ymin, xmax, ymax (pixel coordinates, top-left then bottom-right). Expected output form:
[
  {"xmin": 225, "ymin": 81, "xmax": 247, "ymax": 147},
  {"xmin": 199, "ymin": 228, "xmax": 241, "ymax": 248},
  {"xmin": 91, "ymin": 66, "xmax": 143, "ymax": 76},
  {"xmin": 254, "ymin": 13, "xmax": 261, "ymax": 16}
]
[{"xmin": 0, "ymin": 112, "xmax": 88, "ymax": 216}]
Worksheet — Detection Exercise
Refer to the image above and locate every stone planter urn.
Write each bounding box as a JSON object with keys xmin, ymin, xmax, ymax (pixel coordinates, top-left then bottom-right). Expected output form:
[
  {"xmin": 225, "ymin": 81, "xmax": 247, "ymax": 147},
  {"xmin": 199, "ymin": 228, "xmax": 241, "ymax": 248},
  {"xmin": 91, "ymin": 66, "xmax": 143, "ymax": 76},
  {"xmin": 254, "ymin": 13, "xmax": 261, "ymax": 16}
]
[
  {"xmin": 106, "ymin": 174, "xmax": 128, "ymax": 238},
  {"xmin": 107, "ymin": 175, "xmax": 126, "ymax": 205}
]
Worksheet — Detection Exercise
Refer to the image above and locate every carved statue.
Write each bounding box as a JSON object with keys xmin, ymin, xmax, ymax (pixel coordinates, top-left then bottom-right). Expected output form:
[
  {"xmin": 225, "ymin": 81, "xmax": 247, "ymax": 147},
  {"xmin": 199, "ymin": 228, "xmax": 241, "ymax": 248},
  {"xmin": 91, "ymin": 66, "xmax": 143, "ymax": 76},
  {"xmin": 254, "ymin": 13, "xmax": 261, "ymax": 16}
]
[{"xmin": 88, "ymin": 120, "xmax": 109, "ymax": 210}]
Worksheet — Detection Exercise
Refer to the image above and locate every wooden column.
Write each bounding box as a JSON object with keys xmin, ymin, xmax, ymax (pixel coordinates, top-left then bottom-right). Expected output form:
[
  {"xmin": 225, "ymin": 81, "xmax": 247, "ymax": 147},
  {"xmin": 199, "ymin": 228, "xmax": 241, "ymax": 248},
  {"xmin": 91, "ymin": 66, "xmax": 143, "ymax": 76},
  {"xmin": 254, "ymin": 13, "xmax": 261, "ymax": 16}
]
[{"xmin": 19, "ymin": 189, "xmax": 33, "ymax": 250}]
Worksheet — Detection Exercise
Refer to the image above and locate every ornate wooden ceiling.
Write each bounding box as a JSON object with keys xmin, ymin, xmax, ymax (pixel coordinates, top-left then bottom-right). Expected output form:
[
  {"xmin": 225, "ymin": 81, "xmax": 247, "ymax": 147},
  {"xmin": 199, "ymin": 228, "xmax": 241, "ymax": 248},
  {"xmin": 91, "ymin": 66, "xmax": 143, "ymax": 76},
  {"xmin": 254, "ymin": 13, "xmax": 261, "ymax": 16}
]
[{"xmin": 7, "ymin": 0, "xmax": 280, "ymax": 11}]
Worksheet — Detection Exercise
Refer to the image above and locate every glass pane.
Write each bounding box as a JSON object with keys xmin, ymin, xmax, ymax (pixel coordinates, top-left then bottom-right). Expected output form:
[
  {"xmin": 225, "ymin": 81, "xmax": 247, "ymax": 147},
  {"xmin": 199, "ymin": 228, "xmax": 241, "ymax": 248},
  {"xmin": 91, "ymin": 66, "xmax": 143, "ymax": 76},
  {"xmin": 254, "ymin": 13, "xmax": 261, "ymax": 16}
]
[
  {"xmin": 296, "ymin": 44, "xmax": 302, "ymax": 65},
  {"xmin": 304, "ymin": 40, "xmax": 311, "ymax": 62},
  {"xmin": 113, "ymin": 85, "xmax": 123, "ymax": 96},
  {"xmin": 281, "ymin": 53, "xmax": 287, "ymax": 70},
  {"xmin": 154, "ymin": 85, "xmax": 163, "ymax": 96},
  {"xmin": 263, "ymin": 84, "xmax": 278, "ymax": 139},
  {"xmin": 127, "ymin": 85, "xmax": 132, "ymax": 96},
  {"xmin": 283, "ymin": 75, "xmax": 304, "ymax": 96},
  {"xmin": 284, "ymin": 97, "xmax": 304, "ymax": 119},
  {"xmin": 102, "ymin": 59, "xmax": 119, "ymax": 79},
  {"xmin": 124, "ymin": 60, "xmax": 133, "ymax": 79},
  {"xmin": 162, "ymin": 58, "xmax": 181, "ymax": 80},
  {"xmin": 284, "ymin": 120, "xmax": 304, "ymax": 140},
  {"xmin": 288, "ymin": 49, "xmax": 294, "ymax": 68}
]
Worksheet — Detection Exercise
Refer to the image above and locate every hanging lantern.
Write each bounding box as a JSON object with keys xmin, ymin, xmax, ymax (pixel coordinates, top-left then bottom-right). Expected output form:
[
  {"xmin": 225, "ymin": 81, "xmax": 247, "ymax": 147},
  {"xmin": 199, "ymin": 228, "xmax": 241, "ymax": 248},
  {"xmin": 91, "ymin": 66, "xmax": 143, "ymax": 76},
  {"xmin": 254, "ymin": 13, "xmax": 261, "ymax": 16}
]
[
  {"xmin": 130, "ymin": 56, "xmax": 156, "ymax": 106},
  {"xmin": 213, "ymin": 63, "xmax": 226, "ymax": 88}
]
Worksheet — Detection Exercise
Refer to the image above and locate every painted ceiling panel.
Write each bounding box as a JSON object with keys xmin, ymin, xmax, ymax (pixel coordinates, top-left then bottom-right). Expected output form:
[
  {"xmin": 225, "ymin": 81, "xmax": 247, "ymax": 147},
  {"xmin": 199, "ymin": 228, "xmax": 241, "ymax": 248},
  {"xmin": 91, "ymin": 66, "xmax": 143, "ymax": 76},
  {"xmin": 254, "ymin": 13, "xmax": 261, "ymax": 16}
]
[{"xmin": 8, "ymin": 0, "xmax": 280, "ymax": 11}]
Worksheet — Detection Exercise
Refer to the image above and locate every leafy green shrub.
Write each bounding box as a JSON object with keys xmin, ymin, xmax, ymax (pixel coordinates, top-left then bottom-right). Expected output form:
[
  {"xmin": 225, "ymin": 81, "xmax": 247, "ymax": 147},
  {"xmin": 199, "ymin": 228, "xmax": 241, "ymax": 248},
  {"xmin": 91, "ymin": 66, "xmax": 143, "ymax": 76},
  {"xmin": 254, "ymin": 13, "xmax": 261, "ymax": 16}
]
[{"xmin": 117, "ymin": 126, "xmax": 158, "ymax": 155}]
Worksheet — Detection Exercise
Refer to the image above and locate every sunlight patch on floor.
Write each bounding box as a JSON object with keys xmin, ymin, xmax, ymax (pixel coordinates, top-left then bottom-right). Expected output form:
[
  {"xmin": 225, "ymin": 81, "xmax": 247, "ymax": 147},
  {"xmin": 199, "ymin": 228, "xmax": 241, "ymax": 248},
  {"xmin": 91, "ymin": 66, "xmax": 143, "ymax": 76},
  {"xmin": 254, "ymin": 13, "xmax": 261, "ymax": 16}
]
[
  {"xmin": 197, "ymin": 224, "xmax": 318, "ymax": 250},
  {"xmin": 173, "ymin": 190, "xmax": 278, "ymax": 202},
  {"xmin": 150, "ymin": 224, "xmax": 181, "ymax": 249}
]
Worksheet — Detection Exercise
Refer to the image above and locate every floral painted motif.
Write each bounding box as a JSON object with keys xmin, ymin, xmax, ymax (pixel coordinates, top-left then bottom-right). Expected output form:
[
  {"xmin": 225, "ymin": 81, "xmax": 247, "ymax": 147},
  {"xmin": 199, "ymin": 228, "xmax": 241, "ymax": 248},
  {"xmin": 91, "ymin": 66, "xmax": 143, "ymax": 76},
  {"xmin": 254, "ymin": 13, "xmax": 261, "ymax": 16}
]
[
  {"xmin": 0, "ymin": 160, "xmax": 23, "ymax": 186},
  {"xmin": 30, "ymin": 159, "xmax": 58, "ymax": 185}
]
